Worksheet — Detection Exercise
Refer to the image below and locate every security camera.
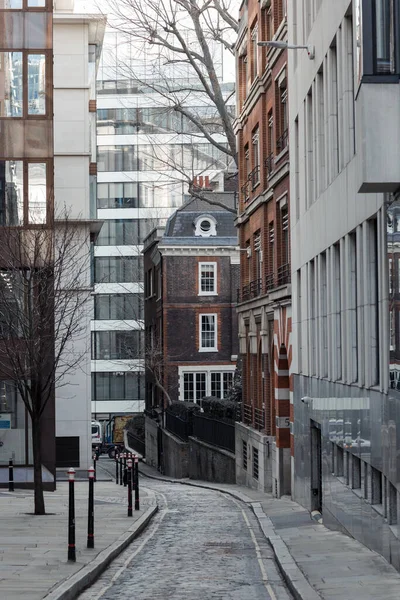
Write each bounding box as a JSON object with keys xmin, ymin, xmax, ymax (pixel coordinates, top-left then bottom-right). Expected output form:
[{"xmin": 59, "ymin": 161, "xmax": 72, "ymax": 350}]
[{"xmin": 301, "ymin": 396, "xmax": 312, "ymax": 404}]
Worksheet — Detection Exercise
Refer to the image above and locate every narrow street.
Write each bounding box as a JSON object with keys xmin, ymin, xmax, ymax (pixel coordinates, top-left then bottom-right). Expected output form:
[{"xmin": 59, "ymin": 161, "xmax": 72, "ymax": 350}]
[{"xmin": 78, "ymin": 458, "xmax": 292, "ymax": 600}]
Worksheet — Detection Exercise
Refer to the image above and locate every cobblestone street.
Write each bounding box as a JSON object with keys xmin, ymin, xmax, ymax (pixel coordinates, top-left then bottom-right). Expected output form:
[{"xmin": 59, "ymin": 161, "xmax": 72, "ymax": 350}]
[{"xmin": 78, "ymin": 470, "xmax": 292, "ymax": 600}]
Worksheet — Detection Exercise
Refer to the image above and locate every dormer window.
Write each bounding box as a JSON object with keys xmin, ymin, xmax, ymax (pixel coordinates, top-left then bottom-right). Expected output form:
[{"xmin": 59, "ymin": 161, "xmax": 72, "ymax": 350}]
[{"xmin": 194, "ymin": 215, "xmax": 217, "ymax": 237}]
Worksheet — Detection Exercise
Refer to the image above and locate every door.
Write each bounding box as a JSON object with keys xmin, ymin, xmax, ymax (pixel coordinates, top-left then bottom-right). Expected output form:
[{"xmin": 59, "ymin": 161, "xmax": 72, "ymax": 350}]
[{"xmin": 311, "ymin": 422, "xmax": 322, "ymax": 512}]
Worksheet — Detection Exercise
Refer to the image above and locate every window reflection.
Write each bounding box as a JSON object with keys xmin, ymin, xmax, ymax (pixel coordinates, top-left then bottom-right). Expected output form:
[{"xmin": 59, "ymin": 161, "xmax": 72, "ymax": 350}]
[
  {"xmin": 388, "ymin": 199, "xmax": 400, "ymax": 390},
  {"xmin": 28, "ymin": 163, "xmax": 46, "ymax": 224},
  {"xmin": 0, "ymin": 52, "xmax": 23, "ymax": 117},
  {"xmin": 0, "ymin": 0, "xmax": 22, "ymax": 7},
  {"xmin": 27, "ymin": 0, "xmax": 46, "ymax": 6},
  {"xmin": 0, "ymin": 161, "xmax": 23, "ymax": 226},
  {"xmin": 375, "ymin": 0, "xmax": 392, "ymax": 73},
  {"xmin": 28, "ymin": 54, "xmax": 46, "ymax": 115},
  {"xmin": 0, "ymin": 381, "xmax": 28, "ymax": 466}
]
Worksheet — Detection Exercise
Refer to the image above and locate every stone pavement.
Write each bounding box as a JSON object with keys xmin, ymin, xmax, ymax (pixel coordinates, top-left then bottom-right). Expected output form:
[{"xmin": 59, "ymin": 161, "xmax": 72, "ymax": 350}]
[
  {"xmin": 139, "ymin": 462, "xmax": 400, "ymax": 600},
  {"xmin": 0, "ymin": 468, "xmax": 157, "ymax": 600}
]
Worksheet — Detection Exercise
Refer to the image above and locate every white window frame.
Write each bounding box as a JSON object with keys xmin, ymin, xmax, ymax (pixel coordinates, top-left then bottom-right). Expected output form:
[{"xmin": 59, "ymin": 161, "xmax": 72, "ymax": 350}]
[
  {"xmin": 178, "ymin": 365, "xmax": 236, "ymax": 401},
  {"xmin": 198, "ymin": 262, "xmax": 217, "ymax": 296},
  {"xmin": 199, "ymin": 313, "xmax": 218, "ymax": 352}
]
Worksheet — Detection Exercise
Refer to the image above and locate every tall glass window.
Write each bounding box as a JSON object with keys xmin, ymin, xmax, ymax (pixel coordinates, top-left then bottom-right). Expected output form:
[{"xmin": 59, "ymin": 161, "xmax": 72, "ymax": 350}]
[
  {"xmin": 0, "ymin": 161, "xmax": 24, "ymax": 226},
  {"xmin": 28, "ymin": 54, "xmax": 46, "ymax": 115},
  {"xmin": 0, "ymin": 52, "xmax": 23, "ymax": 117},
  {"xmin": 374, "ymin": 0, "xmax": 392, "ymax": 73},
  {"xmin": 28, "ymin": 162, "xmax": 46, "ymax": 224}
]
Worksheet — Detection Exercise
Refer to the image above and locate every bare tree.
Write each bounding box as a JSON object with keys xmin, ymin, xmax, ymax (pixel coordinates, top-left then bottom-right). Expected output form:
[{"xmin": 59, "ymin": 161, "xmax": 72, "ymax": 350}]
[
  {"xmin": 0, "ymin": 214, "xmax": 93, "ymax": 514},
  {"xmin": 107, "ymin": 0, "xmax": 238, "ymax": 164}
]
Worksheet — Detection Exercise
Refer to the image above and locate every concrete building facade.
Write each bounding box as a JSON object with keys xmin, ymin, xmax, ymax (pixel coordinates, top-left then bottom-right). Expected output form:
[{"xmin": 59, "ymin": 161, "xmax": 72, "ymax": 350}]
[
  {"xmin": 289, "ymin": 0, "xmax": 400, "ymax": 569},
  {"xmin": 235, "ymin": 0, "xmax": 291, "ymax": 497}
]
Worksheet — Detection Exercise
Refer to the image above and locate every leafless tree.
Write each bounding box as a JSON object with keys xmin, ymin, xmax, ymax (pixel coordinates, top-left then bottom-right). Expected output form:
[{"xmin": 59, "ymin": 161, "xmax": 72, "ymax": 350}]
[
  {"xmin": 107, "ymin": 0, "xmax": 238, "ymax": 162},
  {"xmin": 0, "ymin": 213, "xmax": 93, "ymax": 514}
]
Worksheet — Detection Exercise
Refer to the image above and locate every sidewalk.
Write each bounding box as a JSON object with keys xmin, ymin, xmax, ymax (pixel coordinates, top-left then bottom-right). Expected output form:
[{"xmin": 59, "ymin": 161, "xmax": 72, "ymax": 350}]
[
  {"xmin": 0, "ymin": 475, "xmax": 157, "ymax": 600},
  {"xmin": 139, "ymin": 462, "xmax": 400, "ymax": 600}
]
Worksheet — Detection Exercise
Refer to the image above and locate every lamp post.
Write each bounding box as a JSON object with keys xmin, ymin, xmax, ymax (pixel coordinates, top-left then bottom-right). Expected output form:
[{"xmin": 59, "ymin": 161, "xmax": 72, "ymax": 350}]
[{"xmin": 257, "ymin": 40, "xmax": 315, "ymax": 60}]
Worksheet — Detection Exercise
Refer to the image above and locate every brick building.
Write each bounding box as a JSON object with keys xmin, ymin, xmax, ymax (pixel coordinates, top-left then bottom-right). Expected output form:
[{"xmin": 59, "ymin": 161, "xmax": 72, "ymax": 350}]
[
  {"xmin": 143, "ymin": 194, "xmax": 239, "ymax": 416},
  {"xmin": 235, "ymin": 0, "xmax": 291, "ymax": 496}
]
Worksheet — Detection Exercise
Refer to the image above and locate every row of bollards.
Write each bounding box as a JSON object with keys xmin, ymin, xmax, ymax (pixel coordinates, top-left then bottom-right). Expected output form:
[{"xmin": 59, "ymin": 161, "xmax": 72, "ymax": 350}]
[{"xmin": 67, "ymin": 450, "xmax": 140, "ymax": 562}]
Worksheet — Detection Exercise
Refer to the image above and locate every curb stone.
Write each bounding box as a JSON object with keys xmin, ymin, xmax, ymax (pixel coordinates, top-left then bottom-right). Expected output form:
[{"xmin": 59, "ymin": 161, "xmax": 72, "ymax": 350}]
[
  {"xmin": 43, "ymin": 505, "xmax": 158, "ymax": 600},
  {"xmin": 251, "ymin": 503, "xmax": 321, "ymax": 600},
  {"xmin": 139, "ymin": 468, "xmax": 321, "ymax": 600}
]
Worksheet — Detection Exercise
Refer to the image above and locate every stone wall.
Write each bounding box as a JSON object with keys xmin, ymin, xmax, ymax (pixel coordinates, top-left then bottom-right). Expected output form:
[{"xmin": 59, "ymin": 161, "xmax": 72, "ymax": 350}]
[
  {"xmin": 161, "ymin": 428, "xmax": 189, "ymax": 478},
  {"xmin": 189, "ymin": 437, "xmax": 235, "ymax": 483},
  {"xmin": 145, "ymin": 416, "xmax": 159, "ymax": 469}
]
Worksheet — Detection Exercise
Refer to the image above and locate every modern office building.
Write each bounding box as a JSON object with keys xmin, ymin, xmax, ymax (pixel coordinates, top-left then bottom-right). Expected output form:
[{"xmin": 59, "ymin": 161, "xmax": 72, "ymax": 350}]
[
  {"xmin": 0, "ymin": 0, "xmax": 105, "ymax": 483},
  {"xmin": 91, "ymin": 31, "xmax": 234, "ymax": 422},
  {"xmin": 289, "ymin": 0, "xmax": 400, "ymax": 569},
  {"xmin": 235, "ymin": 0, "xmax": 291, "ymax": 497}
]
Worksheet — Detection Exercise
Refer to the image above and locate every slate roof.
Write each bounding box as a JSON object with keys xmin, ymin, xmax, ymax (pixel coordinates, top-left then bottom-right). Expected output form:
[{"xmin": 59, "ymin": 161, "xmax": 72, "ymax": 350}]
[{"xmin": 162, "ymin": 194, "xmax": 238, "ymax": 244}]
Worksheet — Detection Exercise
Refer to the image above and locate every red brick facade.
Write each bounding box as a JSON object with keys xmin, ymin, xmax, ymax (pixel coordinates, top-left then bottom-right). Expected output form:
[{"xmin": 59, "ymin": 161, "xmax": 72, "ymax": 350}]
[{"xmin": 236, "ymin": 0, "xmax": 292, "ymax": 496}]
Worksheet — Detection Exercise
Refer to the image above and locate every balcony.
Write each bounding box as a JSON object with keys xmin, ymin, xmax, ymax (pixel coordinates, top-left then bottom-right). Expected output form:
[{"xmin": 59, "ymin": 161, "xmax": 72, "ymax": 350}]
[
  {"xmin": 265, "ymin": 153, "xmax": 274, "ymax": 179},
  {"xmin": 265, "ymin": 272, "xmax": 274, "ymax": 292},
  {"xmin": 237, "ymin": 278, "xmax": 262, "ymax": 303},
  {"xmin": 250, "ymin": 165, "xmax": 260, "ymax": 190},
  {"xmin": 277, "ymin": 263, "xmax": 291, "ymax": 286},
  {"xmin": 242, "ymin": 404, "xmax": 266, "ymax": 432},
  {"xmin": 276, "ymin": 128, "xmax": 288, "ymax": 154},
  {"xmin": 241, "ymin": 180, "xmax": 250, "ymax": 203}
]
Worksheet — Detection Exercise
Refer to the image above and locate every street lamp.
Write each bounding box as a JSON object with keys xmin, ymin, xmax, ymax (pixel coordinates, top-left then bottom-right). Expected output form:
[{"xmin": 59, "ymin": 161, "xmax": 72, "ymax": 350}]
[{"xmin": 258, "ymin": 40, "xmax": 315, "ymax": 60}]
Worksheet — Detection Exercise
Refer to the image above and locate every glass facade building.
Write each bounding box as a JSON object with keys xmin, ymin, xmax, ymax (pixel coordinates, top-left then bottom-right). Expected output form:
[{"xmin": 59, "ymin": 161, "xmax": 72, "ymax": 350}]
[{"xmin": 91, "ymin": 31, "xmax": 234, "ymax": 418}]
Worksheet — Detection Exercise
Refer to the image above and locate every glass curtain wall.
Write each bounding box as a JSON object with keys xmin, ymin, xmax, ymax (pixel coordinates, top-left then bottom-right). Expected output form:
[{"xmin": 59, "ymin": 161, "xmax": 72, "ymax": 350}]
[{"xmin": 0, "ymin": 0, "xmax": 53, "ymax": 464}]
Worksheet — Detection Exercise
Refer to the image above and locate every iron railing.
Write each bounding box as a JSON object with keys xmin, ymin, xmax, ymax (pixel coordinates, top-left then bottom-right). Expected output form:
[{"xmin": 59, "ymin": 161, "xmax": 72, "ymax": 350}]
[
  {"xmin": 276, "ymin": 128, "xmax": 288, "ymax": 153},
  {"xmin": 277, "ymin": 263, "xmax": 291, "ymax": 286},
  {"xmin": 242, "ymin": 404, "xmax": 266, "ymax": 432},
  {"xmin": 237, "ymin": 279, "xmax": 262, "ymax": 303},
  {"xmin": 265, "ymin": 153, "xmax": 274, "ymax": 178},
  {"xmin": 266, "ymin": 272, "xmax": 275, "ymax": 292},
  {"xmin": 192, "ymin": 414, "xmax": 235, "ymax": 453},
  {"xmin": 250, "ymin": 165, "xmax": 260, "ymax": 189},
  {"xmin": 241, "ymin": 180, "xmax": 250, "ymax": 203},
  {"xmin": 254, "ymin": 408, "xmax": 266, "ymax": 431},
  {"xmin": 165, "ymin": 411, "xmax": 192, "ymax": 441}
]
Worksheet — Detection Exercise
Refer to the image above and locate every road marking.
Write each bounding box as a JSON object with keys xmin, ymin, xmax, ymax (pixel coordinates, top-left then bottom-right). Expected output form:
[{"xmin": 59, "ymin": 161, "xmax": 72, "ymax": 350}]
[
  {"xmin": 90, "ymin": 493, "xmax": 168, "ymax": 600},
  {"xmin": 229, "ymin": 496, "xmax": 277, "ymax": 600}
]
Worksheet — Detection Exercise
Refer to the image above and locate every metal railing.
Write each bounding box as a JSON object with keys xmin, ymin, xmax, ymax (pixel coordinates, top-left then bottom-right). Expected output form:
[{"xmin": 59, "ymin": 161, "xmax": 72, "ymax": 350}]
[
  {"xmin": 192, "ymin": 413, "xmax": 235, "ymax": 453},
  {"xmin": 243, "ymin": 404, "xmax": 252, "ymax": 425},
  {"xmin": 276, "ymin": 128, "xmax": 288, "ymax": 153},
  {"xmin": 266, "ymin": 272, "xmax": 275, "ymax": 292},
  {"xmin": 241, "ymin": 180, "xmax": 250, "ymax": 203},
  {"xmin": 277, "ymin": 263, "xmax": 291, "ymax": 286},
  {"xmin": 265, "ymin": 153, "xmax": 274, "ymax": 179},
  {"xmin": 237, "ymin": 279, "xmax": 262, "ymax": 303},
  {"xmin": 242, "ymin": 404, "xmax": 266, "ymax": 432},
  {"xmin": 254, "ymin": 408, "xmax": 266, "ymax": 431},
  {"xmin": 165, "ymin": 411, "xmax": 192, "ymax": 441},
  {"xmin": 250, "ymin": 278, "xmax": 262, "ymax": 297},
  {"xmin": 250, "ymin": 165, "xmax": 260, "ymax": 189}
]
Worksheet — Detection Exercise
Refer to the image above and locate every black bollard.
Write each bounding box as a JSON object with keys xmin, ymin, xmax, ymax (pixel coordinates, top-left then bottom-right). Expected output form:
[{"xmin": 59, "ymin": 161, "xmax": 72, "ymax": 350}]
[
  {"xmin": 127, "ymin": 458, "xmax": 133, "ymax": 517},
  {"xmin": 115, "ymin": 452, "xmax": 119, "ymax": 484},
  {"xmin": 68, "ymin": 468, "xmax": 76, "ymax": 562},
  {"xmin": 134, "ymin": 456, "xmax": 140, "ymax": 511},
  {"xmin": 87, "ymin": 465, "xmax": 95, "ymax": 549},
  {"xmin": 8, "ymin": 458, "xmax": 14, "ymax": 492},
  {"xmin": 123, "ymin": 452, "xmax": 128, "ymax": 487},
  {"xmin": 92, "ymin": 453, "xmax": 97, "ymax": 483},
  {"xmin": 119, "ymin": 452, "xmax": 123, "ymax": 485}
]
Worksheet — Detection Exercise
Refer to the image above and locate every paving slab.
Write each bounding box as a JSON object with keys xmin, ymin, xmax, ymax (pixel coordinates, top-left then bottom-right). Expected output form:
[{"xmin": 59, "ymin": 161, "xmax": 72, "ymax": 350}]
[{"xmin": 0, "ymin": 474, "xmax": 157, "ymax": 600}]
